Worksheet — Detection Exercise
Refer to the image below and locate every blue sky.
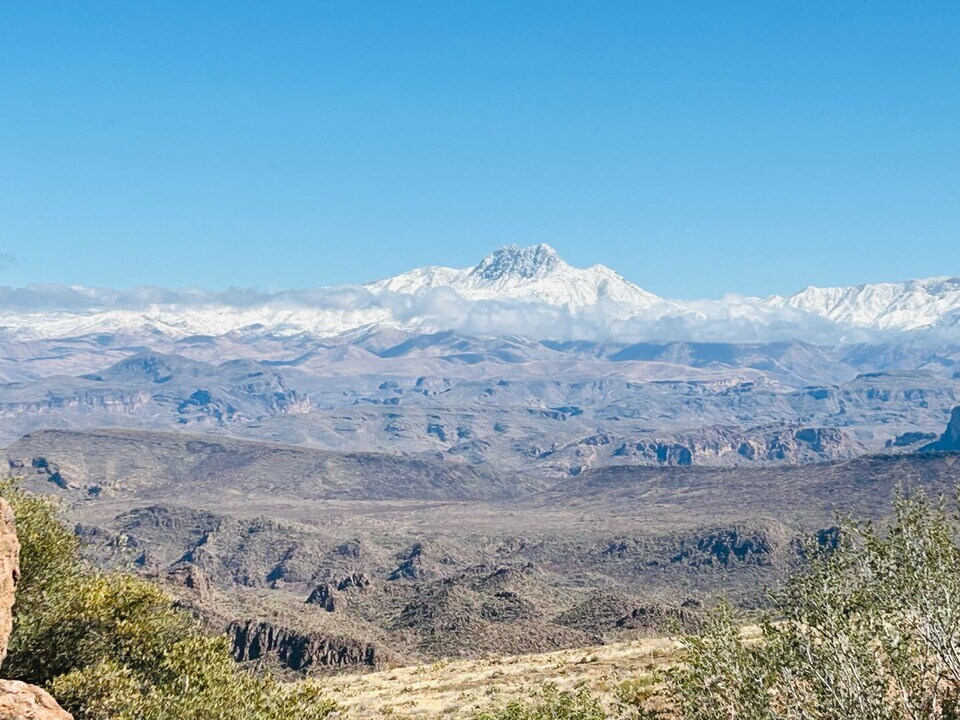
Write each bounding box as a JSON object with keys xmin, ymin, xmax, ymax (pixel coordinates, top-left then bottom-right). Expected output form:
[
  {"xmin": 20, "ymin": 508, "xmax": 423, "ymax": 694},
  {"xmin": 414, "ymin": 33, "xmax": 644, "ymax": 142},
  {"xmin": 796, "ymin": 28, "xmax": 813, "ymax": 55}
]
[{"xmin": 1, "ymin": 2, "xmax": 958, "ymax": 299}]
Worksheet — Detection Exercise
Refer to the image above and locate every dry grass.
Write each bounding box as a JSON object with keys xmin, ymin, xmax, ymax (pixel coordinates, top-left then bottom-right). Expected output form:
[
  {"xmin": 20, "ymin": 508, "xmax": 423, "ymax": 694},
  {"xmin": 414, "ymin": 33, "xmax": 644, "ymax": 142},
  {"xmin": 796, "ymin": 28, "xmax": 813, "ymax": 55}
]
[{"xmin": 319, "ymin": 637, "xmax": 679, "ymax": 718}]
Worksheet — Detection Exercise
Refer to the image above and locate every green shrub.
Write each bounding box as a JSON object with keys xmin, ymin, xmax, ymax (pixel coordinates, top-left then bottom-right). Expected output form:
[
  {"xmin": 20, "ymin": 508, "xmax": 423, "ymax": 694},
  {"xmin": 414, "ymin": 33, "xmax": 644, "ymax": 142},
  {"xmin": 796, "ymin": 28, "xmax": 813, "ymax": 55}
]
[
  {"xmin": 665, "ymin": 604, "xmax": 772, "ymax": 720},
  {"xmin": 51, "ymin": 644, "xmax": 337, "ymax": 720},
  {"xmin": 1, "ymin": 484, "xmax": 337, "ymax": 720},
  {"xmin": 471, "ymin": 681, "xmax": 662, "ymax": 720},
  {"xmin": 473, "ymin": 683, "xmax": 609, "ymax": 720},
  {"xmin": 667, "ymin": 492, "xmax": 960, "ymax": 719}
]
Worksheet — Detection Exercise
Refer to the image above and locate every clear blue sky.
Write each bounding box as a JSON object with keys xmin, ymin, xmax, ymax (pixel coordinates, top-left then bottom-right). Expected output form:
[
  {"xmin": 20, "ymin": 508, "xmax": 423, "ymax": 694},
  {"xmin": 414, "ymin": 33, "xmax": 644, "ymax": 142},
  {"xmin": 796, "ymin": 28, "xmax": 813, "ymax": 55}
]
[{"xmin": 1, "ymin": 2, "xmax": 958, "ymax": 299}]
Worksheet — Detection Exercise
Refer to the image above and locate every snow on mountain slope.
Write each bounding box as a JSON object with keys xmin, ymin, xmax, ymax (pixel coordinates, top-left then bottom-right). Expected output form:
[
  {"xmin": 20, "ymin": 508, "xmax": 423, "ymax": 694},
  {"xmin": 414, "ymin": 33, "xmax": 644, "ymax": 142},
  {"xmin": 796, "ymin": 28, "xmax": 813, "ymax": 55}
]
[
  {"xmin": 762, "ymin": 277, "xmax": 960, "ymax": 331},
  {"xmin": 0, "ymin": 242, "xmax": 680, "ymax": 341},
  {"xmin": 0, "ymin": 304, "xmax": 395, "ymax": 342},
  {"xmin": 367, "ymin": 244, "xmax": 685, "ymax": 312},
  {"xmin": 363, "ymin": 266, "xmax": 460, "ymax": 294},
  {"xmin": 1, "ymin": 246, "xmax": 960, "ymax": 342}
]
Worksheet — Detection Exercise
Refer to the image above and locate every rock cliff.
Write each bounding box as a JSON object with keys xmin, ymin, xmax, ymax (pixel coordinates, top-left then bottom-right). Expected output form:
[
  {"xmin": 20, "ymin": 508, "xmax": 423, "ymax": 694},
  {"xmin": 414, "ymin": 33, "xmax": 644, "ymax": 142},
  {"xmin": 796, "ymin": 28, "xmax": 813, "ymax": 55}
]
[
  {"xmin": 920, "ymin": 406, "xmax": 960, "ymax": 452},
  {"xmin": 228, "ymin": 619, "xmax": 391, "ymax": 671}
]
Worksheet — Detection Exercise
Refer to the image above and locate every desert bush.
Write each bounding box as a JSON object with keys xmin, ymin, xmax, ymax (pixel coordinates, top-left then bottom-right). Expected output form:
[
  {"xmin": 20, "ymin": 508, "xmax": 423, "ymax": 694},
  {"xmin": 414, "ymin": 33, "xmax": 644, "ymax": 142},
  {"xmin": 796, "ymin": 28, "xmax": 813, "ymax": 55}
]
[
  {"xmin": 51, "ymin": 643, "xmax": 337, "ymax": 720},
  {"xmin": 0, "ymin": 484, "xmax": 337, "ymax": 720},
  {"xmin": 473, "ymin": 683, "xmax": 609, "ymax": 720},
  {"xmin": 471, "ymin": 680, "xmax": 663, "ymax": 720},
  {"xmin": 667, "ymin": 491, "xmax": 960, "ymax": 719}
]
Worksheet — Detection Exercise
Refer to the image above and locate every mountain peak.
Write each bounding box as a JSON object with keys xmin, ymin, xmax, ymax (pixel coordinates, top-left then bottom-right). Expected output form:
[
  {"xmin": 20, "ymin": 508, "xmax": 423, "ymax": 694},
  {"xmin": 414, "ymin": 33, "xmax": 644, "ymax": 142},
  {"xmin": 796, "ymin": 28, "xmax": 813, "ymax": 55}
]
[
  {"xmin": 365, "ymin": 243, "xmax": 679, "ymax": 312},
  {"xmin": 471, "ymin": 244, "xmax": 563, "ymax": 282}
]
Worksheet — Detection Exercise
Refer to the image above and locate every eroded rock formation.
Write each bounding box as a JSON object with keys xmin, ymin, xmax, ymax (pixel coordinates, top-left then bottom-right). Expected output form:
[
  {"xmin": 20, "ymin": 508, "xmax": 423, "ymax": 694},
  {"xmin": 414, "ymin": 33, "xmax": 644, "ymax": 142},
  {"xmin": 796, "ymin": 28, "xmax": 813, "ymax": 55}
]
[{"xmin": 228, "ymin": 619, "xmax": 389, "ymax": 671}]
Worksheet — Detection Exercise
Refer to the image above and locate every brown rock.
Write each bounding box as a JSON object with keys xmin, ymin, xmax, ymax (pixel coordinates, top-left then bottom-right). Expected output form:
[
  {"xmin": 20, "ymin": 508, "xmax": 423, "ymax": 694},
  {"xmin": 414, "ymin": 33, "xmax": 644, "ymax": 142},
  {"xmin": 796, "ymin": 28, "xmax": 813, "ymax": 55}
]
[
  {"xmin": 0, "ymin": 680, "xmax": 73, "ymax": 720},
  {"xmin": 167, "ymin": 565, "xmax": 211, "ymax": 600},
  {"xmin": 0, "ymin": 499, "xmax": 20, "ymax": 665}
]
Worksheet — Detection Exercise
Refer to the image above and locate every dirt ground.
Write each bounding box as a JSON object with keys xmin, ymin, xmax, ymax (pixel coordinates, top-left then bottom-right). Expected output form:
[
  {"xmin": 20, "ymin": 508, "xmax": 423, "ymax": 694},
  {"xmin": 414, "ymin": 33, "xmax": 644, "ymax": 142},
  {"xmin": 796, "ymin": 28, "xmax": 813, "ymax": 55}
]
[{"xmin": 320, "ymin": 637, "xmax": 678, "ymax": 718}]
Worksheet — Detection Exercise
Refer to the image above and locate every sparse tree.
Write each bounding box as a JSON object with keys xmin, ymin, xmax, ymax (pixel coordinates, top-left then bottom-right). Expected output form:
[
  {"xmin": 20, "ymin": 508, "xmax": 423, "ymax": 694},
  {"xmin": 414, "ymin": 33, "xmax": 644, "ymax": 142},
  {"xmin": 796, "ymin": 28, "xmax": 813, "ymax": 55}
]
[
  {"xmin": 667, "ymin": 492, "xmax": 960, "ymax": 719},
  {"xmin": 1, "ymin": 484, "xmax": 338, "ymax": 720}
]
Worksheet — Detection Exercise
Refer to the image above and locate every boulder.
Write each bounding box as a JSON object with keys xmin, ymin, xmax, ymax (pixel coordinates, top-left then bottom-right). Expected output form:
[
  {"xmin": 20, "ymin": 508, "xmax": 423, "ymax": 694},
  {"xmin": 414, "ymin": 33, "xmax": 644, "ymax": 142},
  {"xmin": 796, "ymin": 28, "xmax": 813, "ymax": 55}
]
[{"xmin": 0, "ymin": 680, "xmax": 73, "ymax": 720}]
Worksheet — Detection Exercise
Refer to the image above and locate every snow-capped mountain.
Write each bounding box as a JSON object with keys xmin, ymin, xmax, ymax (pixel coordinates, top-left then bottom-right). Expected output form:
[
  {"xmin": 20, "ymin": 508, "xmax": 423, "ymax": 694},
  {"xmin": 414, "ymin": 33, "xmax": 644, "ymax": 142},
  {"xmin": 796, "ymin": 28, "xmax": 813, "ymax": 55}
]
[
  {"xmin": 363, "ymin": 266, "xmax": 460, "ymax": 295},
  {"xmin": 0, "ymin": 245, "xmax": 959, "ymax": 342},
  {"xmin": 763, "ymin": 277, "xmax": 960, "ymax": 332},
  {"xmin": 367, "ymin": 246, "xmax": 960, "ymax": 335},
  {"xmin": 366, "ymin": 244, "xmax": 683, "ymax": 312}
]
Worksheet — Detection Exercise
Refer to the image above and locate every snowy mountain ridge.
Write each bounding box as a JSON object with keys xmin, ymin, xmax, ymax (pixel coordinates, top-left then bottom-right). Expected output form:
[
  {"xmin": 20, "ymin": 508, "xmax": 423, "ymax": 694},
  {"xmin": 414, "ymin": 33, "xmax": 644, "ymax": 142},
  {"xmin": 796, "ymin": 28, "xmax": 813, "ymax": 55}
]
[
  {"xmin": 0, "ymin": 245, "xmax": 959, "ymax": 342},
  {"xmin": 365, "ymin": 243, "xmax": 684, "ymax": 312},
  {"xmin": 762, "ymin": 276, "xmax": 960, "ymax": 331}
]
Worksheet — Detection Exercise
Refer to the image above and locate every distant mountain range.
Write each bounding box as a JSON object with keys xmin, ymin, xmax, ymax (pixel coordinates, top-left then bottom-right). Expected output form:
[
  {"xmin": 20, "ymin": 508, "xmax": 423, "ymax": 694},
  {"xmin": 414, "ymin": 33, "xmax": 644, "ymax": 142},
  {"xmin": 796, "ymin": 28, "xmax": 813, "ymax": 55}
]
[
  {"xmin": 0, "ymin": 244, "xmax": 959, "ymax": 477},
  {"xmin": 1, "ymin": 244, "xmax": 959, "ymax": 342}
]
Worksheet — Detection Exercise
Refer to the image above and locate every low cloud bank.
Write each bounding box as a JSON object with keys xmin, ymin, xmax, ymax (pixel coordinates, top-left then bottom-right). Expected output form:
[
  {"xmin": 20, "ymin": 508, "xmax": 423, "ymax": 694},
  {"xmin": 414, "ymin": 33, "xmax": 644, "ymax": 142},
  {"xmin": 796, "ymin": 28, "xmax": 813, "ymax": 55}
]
[{"xmin": 0, "ymin": 283, "xmax": 956, "ymax": 346}]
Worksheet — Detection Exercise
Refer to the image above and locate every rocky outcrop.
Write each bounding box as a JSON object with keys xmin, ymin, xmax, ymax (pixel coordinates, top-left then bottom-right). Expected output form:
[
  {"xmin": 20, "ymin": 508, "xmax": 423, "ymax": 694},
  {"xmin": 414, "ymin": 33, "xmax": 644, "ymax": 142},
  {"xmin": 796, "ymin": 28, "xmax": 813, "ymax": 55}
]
[
  {"xmin": 553, "ymin": 591, "xmax": 634, "ymax": 634},
  {"xmin": 166, "ymin": 565, "xmax": 211, "ymax": 600},
  {"xmin": 305, "ymin": 584, "xmax": 336, "ymax": 611},
  {"xmin": 389, "ymin": 543, "xmax": 429, "ymax": 581},
  {"xmin": 671, "ymin": 527, "xmax": 784, "ymax": 568},
  {"xmin": 554, "ymin": 592, "xmax": 703, "ymax": 638},
  {"xmin": 227, "ymin": 619, "xmax": 389, "ymax": 671},
  {"xmin": 0, "ymin": 498, "xmax": 73, "ymax": 720},
  {"xmin": 0, "ymin": 680, "xmax": 72, "ymax": 720},
  {"xmin": 920, "ymin": 406, "xmax": 960, "ymax": 452},
  {"xmin": 333, "ymin": 572, "xmax": 370, "ymax": 592},
  {"xmin": 0, "ymin": 500, "xmax": 19, "ymax": 664},
  {"xmin": 6, "ymin": 458, "xmax": 72, "ymax": 491},
  {"xmin": 887, "ymin": 431, "xmax": 938, "ymax": 448},
  {"xmin": 0, "ymin": 390, "xmax": 150, "ymax": 419},
  {"xmin": 616, "ymin": 601, "xmax": 704, "ymax": 633},
  {"xmin": 601, "ymin": 425, "xmax": 864, "ymax": 467}
]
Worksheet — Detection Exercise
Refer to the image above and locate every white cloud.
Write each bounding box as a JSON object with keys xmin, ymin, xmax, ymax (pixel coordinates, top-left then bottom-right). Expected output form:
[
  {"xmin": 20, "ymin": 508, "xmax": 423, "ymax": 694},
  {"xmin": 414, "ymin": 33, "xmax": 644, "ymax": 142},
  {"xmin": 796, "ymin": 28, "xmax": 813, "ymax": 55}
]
[{"xmin": 0, "ymin": 282, "xmax": 957, "ymax": 345}]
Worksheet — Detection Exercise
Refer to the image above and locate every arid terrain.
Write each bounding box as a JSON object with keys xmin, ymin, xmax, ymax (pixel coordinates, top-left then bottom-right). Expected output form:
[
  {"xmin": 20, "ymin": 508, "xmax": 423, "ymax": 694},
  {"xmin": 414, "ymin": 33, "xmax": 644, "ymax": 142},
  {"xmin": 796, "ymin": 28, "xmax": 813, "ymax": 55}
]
[
  {"xmin": 321, "ymin": 637, "xmax": 679, "ymax": 718},
  {"xmin": 7, "ymin": 425, "xmax": 960, "ymax": 677}
]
